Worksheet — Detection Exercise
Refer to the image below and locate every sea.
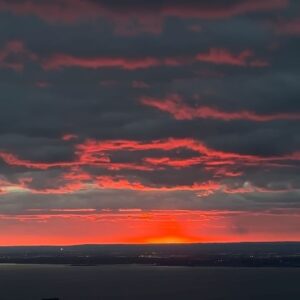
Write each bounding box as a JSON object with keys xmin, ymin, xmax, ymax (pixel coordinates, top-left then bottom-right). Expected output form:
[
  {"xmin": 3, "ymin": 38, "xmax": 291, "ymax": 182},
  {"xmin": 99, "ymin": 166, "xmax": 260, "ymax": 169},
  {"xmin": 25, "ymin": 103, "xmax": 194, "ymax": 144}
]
[{"xmin": 0, "ymin": 264, "xmax": 299, "ymax": 300}]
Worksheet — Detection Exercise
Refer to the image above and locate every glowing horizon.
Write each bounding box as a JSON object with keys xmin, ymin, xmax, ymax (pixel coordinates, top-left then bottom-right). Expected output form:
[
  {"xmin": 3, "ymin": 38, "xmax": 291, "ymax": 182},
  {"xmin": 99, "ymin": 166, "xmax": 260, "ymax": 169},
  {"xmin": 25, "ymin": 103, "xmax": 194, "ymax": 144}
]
[{"xmin": 1, "ymin": 209, "xmax": 299, "ymax": 246}]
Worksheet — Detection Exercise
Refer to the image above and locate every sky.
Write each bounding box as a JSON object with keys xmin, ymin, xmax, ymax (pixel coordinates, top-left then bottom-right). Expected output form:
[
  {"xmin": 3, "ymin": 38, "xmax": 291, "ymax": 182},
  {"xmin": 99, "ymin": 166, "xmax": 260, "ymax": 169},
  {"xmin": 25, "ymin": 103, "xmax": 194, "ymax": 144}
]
[{"xmin": 0, "ymin": 0, "xmax": 300, "ymax": 245}]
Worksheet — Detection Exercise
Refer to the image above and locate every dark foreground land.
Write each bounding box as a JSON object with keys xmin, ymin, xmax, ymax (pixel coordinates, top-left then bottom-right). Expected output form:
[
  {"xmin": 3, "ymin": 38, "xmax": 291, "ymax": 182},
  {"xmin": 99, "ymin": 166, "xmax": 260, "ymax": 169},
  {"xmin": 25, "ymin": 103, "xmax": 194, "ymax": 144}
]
[{"xmin": 0, "ymin": 242, "xmax": 300, "ymax": 268}]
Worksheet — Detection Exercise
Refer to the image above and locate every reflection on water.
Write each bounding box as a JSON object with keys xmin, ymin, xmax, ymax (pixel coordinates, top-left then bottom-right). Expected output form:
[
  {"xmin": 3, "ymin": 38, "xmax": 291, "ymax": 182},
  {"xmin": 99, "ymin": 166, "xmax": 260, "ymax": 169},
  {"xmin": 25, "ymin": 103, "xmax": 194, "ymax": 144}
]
[{"xmin": 0, "ymin": 264, "xmax": 300, "ymax": 300}]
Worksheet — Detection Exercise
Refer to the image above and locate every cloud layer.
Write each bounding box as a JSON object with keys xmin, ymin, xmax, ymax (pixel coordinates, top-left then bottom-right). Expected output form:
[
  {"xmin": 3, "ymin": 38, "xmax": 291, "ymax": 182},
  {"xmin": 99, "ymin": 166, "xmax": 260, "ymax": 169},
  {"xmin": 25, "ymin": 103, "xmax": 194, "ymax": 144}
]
[{"xmin": 0, "ymin": 0, "xmax": 299, "ymax": 244}]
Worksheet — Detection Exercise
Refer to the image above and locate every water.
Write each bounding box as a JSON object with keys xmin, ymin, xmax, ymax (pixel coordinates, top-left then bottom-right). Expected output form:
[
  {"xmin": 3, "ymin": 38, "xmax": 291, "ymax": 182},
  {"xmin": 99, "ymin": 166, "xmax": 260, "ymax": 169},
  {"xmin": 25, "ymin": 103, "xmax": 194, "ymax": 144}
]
[{"xmin": 0, "ymin": 264, "xmax": 299, "ymax": 300}]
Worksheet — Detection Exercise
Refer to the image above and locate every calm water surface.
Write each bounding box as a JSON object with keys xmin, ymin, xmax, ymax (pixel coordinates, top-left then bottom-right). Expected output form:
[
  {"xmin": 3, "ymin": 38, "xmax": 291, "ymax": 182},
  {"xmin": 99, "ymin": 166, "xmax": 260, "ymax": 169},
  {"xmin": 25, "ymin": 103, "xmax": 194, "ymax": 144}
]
[{"xmin": 0, "ymin": 264, "xmax": 299, "ymax": 300}]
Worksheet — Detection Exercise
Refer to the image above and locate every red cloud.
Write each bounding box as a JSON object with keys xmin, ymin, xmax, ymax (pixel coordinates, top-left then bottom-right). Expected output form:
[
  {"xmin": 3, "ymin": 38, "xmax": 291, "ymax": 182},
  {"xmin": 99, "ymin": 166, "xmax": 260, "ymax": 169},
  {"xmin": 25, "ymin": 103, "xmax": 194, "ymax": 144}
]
[
  {"xmin": 29, "ymin": 182, "xmax": 87, "ymax": 195},
  {"xmin": 0, "ymin": 172, "xmax": 222, "ymax": 195},
  {"xmin": 62, "ymin": 134, "xmax": 78, "ymax": 141},
  {"xmin": 205, "ymin": 166, "xmax": 243, "ymax": 178},
  {"xmin": 141, "ymin": 94, "xmax": 300, "ymax": 122},
  {"xmin": 96, "ymin": 175, "xmax": 221, "ymax": 193},
  {"xmin": 195, "ymin": 48, "xmax": 269, "ymax": 67},
  {"xmin": 1, "ymin": 171, "xmax": 298, "ymax": 195},
  {"xmin": 277, "ymin": 19, "xmax": 300, "ymax": 35},
  {"xmin": 223, "ymin": 182, "xmax": 299, "ymax": 194},
  {"xmin": 42, "ymin": 54, "xmax": 165, "ymax": 70},
  {"xmin": 41, "ymin": 48, "xmax": 267, "ymax": 71},
  {"xmin": 0, "ymin": 0, "xmax": 288, "ymax": 37},
  {"xmin": 0, "ymin": 150, "xmax": 152, "ymax": 171},
  {"xmin": 0, "ymin": 0, "xmax": 288, "ymax": 22},
  {"xmin": 132, "ymin": 80, "xmax": 150, "ymax": 89},
  {"xmin": 0, "ymin": 40, "xmax": 37, "ymax": 71},
  {"xmin": 77, "ymin": 138, "xmax": 240, "ymax": 165},
  {"xmin": 144, "ymin": 156, "xmax": 205, "ymax": 169},
  {"xmin": 0, "ymin": 0, "xmax": 99, "ymax": 22},
  {"xmin": 0, "ymin": 138, "xmax": 299, "ymax": 184},
  {"xmin": 160, "ymin": 0, "xmax": 288, "ymax": 19},
  {"xmin": 77, "ymin": 138, "xmax": 300, "ymax": 170},
  {"xmin": 0, "ymin": 152, "xmax": 81, "ymax": 170},
  {"xmin": 62, "ymin": 169, "xmax": 92, "ymax": 181}
]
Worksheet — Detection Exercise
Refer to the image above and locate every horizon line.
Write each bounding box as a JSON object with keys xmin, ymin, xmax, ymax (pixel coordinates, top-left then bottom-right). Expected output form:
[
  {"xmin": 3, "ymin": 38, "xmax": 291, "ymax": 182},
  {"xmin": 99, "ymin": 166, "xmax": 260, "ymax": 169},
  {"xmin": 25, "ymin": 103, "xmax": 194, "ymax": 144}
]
[{"xmin": 1, "ymin": 241, "xmax": 300, "ymax": 248}]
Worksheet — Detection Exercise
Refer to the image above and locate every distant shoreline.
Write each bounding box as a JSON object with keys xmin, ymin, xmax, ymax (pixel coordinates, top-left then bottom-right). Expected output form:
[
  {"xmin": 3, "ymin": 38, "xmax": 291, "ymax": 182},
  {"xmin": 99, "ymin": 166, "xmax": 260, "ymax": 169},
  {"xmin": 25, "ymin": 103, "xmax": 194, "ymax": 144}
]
[
  {"xmin": 1, "ymin": 242, "xmax": 299, "ymax": 268},
  {"xmin": 1, "ymin": 241, "xmax": 300, "ymax": 248}
]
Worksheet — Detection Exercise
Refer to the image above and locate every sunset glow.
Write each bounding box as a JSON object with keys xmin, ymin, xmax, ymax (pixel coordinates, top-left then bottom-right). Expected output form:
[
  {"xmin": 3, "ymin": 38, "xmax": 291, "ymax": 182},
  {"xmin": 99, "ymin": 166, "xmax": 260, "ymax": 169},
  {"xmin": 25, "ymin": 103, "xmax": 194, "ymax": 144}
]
[{"xmin": 0, "ymin": 209, "xmax": 299, "ymax": 246}]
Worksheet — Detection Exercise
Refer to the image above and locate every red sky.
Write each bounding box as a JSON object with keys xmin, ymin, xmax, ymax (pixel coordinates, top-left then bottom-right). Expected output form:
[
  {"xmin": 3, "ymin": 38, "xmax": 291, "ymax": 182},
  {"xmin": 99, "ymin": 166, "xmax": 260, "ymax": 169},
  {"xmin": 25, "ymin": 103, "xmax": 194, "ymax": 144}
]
[
  {"xmin": 1, "ymin": 209, "xmax": 299, "ymax": 246},
  {"xmin": 0, "ymin": 0, "xmax": 300, "ymax": 245}
]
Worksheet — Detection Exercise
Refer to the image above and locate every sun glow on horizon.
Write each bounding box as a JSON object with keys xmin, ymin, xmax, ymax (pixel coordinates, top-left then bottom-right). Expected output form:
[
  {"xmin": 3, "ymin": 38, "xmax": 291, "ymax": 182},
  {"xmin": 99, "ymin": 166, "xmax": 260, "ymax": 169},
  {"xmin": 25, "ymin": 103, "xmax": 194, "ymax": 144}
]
[{"xmin": 0, "ymin": 210, "xmax": 299, "ymax": 246}]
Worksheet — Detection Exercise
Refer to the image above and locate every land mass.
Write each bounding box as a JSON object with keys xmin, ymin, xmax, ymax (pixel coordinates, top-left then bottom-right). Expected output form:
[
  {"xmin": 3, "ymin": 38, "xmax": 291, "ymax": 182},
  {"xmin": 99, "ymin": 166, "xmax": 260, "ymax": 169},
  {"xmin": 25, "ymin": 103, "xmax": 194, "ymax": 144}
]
[{"xmin": 0, "ymin": 242, "xmax": 300, "ymax": 268}]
